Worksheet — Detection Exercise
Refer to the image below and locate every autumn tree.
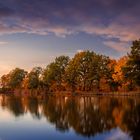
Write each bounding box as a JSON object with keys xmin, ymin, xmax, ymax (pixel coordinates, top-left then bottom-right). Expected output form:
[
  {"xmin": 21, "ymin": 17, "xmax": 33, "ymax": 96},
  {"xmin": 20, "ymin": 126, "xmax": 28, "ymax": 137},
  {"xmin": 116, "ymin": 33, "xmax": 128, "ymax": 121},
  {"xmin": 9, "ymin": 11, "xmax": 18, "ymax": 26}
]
[
  {"xmin": 112, "ymin": 56, "xmax": 128, "ymax": 91},
  {"xmin": 1, "ymin": 40, "xmax": 139, "ymax": 93},
  {"xmin": 0, "ymin": 74, "xmax": 10, "ymax": 89}
]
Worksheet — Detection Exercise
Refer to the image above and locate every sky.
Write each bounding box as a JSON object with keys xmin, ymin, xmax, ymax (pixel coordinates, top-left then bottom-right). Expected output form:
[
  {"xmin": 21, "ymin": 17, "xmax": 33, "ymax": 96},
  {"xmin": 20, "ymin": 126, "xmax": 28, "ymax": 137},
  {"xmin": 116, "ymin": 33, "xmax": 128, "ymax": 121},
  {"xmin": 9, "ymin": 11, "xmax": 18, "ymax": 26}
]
[{"xmin": 0, "ymin": 0, "xmax": 140, "ymax": 75}]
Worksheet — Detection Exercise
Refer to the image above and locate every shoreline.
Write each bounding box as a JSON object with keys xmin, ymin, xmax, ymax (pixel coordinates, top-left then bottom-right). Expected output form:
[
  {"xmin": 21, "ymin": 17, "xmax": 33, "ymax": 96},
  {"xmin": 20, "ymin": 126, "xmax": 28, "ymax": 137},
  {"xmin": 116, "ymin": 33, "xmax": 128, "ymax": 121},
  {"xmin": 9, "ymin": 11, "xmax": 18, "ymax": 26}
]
[
  {"xmin": 0, "ymin": 90, "xmax": 140, "ymax": 97},
  {"xmin": 52, "ymin": 91, "xmax": 140, "ymax": 97}
]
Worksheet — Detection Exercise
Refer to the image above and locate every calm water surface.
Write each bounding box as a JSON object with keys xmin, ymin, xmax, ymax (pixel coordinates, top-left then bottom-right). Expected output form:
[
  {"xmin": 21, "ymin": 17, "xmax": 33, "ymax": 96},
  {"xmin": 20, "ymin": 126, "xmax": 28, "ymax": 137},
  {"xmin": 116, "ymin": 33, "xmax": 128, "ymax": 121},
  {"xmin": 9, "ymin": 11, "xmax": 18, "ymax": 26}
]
[{"xmin": 0, "ymin": 94, "xmax": 140, "ymax": 140}]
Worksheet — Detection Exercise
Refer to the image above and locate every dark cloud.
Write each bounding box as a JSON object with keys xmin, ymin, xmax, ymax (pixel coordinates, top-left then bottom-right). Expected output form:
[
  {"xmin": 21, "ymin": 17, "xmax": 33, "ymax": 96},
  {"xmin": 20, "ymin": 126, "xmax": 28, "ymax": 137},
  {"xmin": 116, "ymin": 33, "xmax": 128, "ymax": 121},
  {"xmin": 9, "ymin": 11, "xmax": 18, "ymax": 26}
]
[
  {"xmin": 0, "ymin": 0, "xmax": 140, "ymax": 41},
  {"xmin": 0, "ymin": 4, "xmax": 14, "ymax": 17}
]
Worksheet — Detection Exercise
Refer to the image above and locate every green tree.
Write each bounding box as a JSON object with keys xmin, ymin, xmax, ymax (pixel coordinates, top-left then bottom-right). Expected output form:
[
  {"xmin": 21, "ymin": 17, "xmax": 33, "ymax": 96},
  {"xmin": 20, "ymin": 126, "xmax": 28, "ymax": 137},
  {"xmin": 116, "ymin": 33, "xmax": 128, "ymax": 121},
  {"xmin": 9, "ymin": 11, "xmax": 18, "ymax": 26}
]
[
  {"xmin": 65, "ymin": 51, "xmax": 97, "ymax": 91},
  {"xmin": 26, "ymin": 67, "xmax": 43, "ymax": 89},
  {"xmin": 65, "ymin": 56, "xmax": 79, "ymax": 92},
  {"xmin": 8, "ymin": 68, "xmax": 27, "ymax": 89},
  {"xmin": 42, "ymin": 56, "xmax": 70, "ymax": 91},
  {"xmin": 123, "ymin": 40, "xmax": 140, "ymax": 89},
  {"xmin": 65, "ymin": 51, "xmax": 112, "ymax": 91}
]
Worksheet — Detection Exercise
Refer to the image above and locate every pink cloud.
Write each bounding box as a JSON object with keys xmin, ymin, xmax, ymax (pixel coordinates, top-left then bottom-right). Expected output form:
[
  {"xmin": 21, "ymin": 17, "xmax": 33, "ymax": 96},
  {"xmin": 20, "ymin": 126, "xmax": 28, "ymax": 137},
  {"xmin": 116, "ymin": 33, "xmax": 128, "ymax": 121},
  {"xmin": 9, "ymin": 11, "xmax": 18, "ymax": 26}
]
[
  {"xmin": 103, "ymin": 41, "xmax": 129, "ymax": 52},
  {"xmin": 0, "ymin": 41, "xmax": 8, "ymax": 45},
  {"xmin": 82, "ymin": 23, "xmax": 140, "ymax": 42}
]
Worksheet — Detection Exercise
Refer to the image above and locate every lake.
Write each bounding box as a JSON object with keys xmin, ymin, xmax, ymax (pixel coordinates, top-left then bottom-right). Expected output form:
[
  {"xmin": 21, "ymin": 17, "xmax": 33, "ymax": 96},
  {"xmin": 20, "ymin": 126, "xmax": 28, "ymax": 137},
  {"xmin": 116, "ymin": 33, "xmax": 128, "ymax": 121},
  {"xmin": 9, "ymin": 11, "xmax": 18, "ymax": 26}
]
[{"xmin": 0, "ymin": 94, "xmax": 139, "ymax": 140}]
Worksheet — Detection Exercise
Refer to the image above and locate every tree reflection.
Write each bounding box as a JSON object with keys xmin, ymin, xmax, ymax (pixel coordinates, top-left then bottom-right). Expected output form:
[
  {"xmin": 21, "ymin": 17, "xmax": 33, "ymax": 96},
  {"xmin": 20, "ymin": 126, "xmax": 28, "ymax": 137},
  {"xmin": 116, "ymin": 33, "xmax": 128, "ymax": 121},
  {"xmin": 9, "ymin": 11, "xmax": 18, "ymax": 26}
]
[
  {"xmin": 0, "ymin": 94, "xmax": 140, "ymax": 138},
  {"xmin": 25, "ymin": 96, "xmax": 41, "ymax": 119},
  {"xmin": 1, "ymin": 95, "xmax": 25, "ymax": 116}
]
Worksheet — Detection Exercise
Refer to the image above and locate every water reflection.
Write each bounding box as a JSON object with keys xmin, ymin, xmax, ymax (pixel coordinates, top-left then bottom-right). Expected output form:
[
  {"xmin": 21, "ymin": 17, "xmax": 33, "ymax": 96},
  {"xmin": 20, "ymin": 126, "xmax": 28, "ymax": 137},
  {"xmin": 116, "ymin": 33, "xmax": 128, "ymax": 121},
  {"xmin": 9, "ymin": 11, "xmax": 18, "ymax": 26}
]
[{"xmin": 0, "ymin": 94, "xmax": 140, "ymax": 140}]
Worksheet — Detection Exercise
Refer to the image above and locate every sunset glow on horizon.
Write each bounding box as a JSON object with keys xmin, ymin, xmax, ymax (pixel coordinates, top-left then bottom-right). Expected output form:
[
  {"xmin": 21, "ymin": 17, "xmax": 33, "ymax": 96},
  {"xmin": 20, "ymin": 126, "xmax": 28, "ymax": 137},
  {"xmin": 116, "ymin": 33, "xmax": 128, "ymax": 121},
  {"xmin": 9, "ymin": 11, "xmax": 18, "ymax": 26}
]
[{"xmin": 0, "ymin": 0, "xmax": 140, "ymax": 75}]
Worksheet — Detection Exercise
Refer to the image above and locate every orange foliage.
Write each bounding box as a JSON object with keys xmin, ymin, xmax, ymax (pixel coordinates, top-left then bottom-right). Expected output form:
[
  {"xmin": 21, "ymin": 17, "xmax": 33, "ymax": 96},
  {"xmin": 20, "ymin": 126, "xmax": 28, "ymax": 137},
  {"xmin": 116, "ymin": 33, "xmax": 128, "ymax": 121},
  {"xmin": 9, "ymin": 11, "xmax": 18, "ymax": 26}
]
[{"xmin": 112, "ymin": 56, "xmax": 128, "ymax": 83}]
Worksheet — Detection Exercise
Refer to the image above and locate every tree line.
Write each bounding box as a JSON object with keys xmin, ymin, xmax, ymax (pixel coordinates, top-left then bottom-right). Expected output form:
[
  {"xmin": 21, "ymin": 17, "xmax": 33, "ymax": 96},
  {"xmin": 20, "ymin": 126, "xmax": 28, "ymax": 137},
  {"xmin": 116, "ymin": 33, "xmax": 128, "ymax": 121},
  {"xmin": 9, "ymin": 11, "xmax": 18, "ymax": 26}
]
[{"xmin": 0, "ymin": 40, "xmax": 140, "ymax": 92}]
